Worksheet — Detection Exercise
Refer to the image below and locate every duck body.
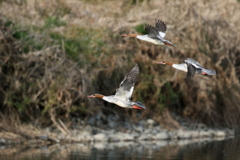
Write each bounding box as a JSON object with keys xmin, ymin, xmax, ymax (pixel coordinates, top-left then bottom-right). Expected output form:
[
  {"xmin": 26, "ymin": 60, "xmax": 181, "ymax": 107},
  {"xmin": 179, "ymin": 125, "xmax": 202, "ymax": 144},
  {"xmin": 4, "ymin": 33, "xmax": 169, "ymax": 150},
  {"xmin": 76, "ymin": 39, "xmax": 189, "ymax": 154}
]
[
  {"xmin": 103, "ymin": 95, "xmax": 131, "ymax": 108},
  {"xmin": 103, "ymin": 95, "xmax": 145, "ymax": 109},
  {"xmin": 136, "ymin": 35, "xmax": 167, "ymax": 45}
]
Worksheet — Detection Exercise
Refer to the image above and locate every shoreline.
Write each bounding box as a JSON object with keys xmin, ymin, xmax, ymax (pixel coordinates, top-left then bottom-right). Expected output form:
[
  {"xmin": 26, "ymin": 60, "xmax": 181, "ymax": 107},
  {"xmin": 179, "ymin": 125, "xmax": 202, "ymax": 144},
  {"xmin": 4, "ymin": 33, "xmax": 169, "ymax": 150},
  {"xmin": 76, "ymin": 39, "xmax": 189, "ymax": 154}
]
[{"xmin": 0, "ymin": 115, "xmax": 235, "ymax": 146}]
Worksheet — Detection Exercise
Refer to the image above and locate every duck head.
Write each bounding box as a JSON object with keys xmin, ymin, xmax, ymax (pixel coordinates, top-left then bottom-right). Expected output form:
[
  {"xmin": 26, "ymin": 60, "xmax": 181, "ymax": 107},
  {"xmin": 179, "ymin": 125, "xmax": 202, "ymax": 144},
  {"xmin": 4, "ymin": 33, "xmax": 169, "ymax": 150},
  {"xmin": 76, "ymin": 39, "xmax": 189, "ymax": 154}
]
[
  {"xmin": 122, "ymin": 34, "xmax": 137, "ymax": 38},
  {"xmin": 157, "ymin": 61, "xmax": 174, "ymax": 66},
  {"xmin": 87, "ymin": 94, "xmax": 104, "ymax": 99}
]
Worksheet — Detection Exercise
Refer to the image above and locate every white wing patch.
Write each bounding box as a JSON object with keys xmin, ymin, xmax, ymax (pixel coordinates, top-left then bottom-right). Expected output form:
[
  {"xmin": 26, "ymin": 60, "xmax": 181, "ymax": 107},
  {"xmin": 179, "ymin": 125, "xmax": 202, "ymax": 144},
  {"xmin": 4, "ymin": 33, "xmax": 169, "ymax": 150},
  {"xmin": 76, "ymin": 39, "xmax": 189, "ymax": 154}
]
[
  {"xmin": 155, "ymin": 19, "xmax": 167, "ymax": 38},
  {"xmin": 159, "ymin": 31, "xmax": 166, "ymax": 38},
  {"xmin": 128, "ymin": 86, "xmax": 134, "ymax": 99},
  {"xmin": 172, "ymin": 63, "xmax": 188, "ymax": 72},
  {"xmin": 114, "ymin": 86, "xmax": 134, "ymax": 102}
]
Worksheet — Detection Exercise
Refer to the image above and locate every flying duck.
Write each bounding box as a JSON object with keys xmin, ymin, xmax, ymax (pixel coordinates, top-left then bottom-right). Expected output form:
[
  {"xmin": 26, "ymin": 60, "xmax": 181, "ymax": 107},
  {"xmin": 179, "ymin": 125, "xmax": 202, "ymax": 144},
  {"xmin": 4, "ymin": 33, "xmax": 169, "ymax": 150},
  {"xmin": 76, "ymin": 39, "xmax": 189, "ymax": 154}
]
[
  {"xmin": 122, "ymin": 19, "xmax": 175, "ymax": 46},
  {"xmin": 88, "ymin": 64, "xmax": 146, "ymax": 109},
  {"xmin": 157, "ymin": 58, "xmax": 216, "ymax": 78}
]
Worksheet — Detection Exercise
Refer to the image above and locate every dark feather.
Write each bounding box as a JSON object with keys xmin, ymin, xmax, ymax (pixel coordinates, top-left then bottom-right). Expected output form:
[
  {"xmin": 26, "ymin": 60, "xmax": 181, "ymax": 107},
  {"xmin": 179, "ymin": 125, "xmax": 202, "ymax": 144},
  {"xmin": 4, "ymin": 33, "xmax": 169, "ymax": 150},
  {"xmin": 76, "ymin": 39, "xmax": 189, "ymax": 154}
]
[
  {"xmin": 120, "ymin": 64, "xmax": 139, "ymax": 89},
  {"xmin": 186, "ymin": 63, "xmax": 196, "ymax": 78},
  {"xmin": 115, "ymin": 64, "xmax": 139, "ymax": 100},
  {"xmin": 155, "ymin": 19, "xmax": 166, "ymax": 33},
  {"xmin": 145, "ymin": 24, "xmax": 160, "ymax": 38}
]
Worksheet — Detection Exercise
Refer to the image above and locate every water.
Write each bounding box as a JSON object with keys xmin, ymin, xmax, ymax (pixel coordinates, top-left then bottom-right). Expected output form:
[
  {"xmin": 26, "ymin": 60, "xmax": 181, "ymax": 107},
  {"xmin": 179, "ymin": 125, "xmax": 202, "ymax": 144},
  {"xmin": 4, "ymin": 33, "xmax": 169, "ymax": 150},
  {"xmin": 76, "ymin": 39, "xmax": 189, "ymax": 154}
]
[{"xmin": 1, "ymin": 138, "xmax": 240, "ymax": 160}]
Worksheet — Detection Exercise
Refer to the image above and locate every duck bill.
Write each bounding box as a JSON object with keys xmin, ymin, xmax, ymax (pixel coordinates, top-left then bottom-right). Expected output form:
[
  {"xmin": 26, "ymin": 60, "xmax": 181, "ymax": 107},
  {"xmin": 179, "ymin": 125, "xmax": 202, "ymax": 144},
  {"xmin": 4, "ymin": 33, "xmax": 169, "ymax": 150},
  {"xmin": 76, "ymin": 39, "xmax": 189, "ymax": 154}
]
[
  {"xmin": 122, "ymin": 34, "xmax": 128, "ymax": 37},
  {"xmin": 87, "ymin": 95, "xmax": 94, "ymax": 97},
  {"xmin": 156, "ymin": 61, "xmax": 164, "ymax": 64},
  {"xmin": 132, "ymin": 105, "xmax": 146, "ymax": 109}
]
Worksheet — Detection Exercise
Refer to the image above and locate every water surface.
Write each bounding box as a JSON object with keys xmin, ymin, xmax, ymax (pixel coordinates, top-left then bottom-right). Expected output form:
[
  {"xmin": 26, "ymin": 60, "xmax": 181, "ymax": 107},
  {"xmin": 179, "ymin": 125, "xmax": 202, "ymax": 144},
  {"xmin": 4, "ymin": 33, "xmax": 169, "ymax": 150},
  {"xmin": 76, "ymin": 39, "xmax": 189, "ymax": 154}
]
[{"xmin": 1, "ymin": 137, "xmax": 240, "ymax": 160}]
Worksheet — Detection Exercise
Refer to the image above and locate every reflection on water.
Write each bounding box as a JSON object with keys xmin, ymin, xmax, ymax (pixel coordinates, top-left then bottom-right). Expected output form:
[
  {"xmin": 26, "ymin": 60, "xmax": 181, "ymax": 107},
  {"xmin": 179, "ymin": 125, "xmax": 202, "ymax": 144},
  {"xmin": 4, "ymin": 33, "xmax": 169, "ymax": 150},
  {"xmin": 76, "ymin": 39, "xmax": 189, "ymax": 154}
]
[{"xmin": 0, "ymin": 137, "xmax": 240, "ymax": 160}]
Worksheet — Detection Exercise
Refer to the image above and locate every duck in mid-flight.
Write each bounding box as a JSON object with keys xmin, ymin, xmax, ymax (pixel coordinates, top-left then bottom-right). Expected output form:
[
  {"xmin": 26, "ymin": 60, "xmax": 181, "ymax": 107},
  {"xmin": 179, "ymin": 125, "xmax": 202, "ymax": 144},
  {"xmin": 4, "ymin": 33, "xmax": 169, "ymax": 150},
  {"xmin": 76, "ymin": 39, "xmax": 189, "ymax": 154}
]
[
  {"xmin": 157, "ymin": 58, "xmax": 216, "ymax": 78},
  {"xmin": 88, "ymin": 64, "xmax": 146, "ymax": 109},
  {"xmin": 122, "ymin": 19, "xmax": 175, "ymax": 46}
]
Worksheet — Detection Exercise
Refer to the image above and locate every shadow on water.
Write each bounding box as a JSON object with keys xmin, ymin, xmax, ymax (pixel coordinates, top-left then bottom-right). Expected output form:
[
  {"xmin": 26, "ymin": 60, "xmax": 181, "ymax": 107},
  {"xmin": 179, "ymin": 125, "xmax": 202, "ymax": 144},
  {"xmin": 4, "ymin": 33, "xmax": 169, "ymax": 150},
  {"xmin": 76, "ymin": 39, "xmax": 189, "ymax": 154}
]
[{"xmin": 0, "ymin": 137, "xmax": 240, "ymax": 160}]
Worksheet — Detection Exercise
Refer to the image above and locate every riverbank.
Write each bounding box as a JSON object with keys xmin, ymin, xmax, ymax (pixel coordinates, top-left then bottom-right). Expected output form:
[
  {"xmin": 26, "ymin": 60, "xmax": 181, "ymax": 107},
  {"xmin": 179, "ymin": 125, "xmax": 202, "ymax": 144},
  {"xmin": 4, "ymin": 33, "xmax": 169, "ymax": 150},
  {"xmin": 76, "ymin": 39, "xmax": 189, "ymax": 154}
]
[{"xmin": 0, "ymin": 113, "xmax": 234, "ymax": 145}]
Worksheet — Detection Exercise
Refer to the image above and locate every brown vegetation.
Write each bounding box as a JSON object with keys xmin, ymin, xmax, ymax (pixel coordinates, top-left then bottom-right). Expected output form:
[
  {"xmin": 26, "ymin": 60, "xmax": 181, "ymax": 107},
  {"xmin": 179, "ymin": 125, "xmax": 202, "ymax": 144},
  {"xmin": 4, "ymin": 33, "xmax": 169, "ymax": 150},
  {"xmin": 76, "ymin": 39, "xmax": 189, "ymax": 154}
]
[{"xmin": 0, "ymin": 0, "xmax": 240, "ymax": 133}]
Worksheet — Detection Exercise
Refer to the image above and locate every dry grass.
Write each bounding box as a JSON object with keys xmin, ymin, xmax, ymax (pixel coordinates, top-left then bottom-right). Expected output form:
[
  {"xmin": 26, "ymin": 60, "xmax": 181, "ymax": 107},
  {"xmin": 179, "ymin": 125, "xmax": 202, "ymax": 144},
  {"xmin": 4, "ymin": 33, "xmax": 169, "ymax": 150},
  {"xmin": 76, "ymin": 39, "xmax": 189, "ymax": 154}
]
[{"xmin": 0, "ymin": 0, "xmax": 240, "ymax": 131}]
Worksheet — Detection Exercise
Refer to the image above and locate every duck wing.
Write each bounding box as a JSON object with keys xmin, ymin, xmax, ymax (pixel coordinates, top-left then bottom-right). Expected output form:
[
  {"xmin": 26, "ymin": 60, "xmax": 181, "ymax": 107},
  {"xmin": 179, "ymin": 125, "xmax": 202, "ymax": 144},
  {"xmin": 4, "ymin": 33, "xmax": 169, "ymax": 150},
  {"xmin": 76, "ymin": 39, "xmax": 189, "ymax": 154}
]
[
  {"xmin": 145, "ymin": 24, "xmax": 161, "ymax": 39},
  {"xmin": 185, "ymin": 58, "xmax": 203, "ymax": 69},
  {"xmin": 114, "ymin": 64, "xmax": 139, "ymax": 101},
  {"xmin": 186, "ymin": 63, "xmax": 196, "ymax": 78},
  {"xmin": 155, "ymin": 19, "xmax": 166, "ymax": 38}
]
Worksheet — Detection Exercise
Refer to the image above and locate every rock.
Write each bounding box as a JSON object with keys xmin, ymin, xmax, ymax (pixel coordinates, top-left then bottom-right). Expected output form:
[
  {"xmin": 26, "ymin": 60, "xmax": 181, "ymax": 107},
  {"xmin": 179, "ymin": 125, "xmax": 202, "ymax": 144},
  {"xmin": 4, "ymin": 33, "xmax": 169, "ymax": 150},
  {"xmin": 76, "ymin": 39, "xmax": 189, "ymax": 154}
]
[
  {"xmin": 96, "ymin": 120, "xmax": 105, "ymax": 127},
  {"xmin": 154, "ymin": 132, "xmax": 170, "ymax": 140},
  {"xmin": 106, "ymin": 114, "xmax": 120, "ymax": 128},
  {"xmin": 139, "ymin": 120, "xmax": 146, "ymax": 127},
  {"xmin": 76, "ymin": 134, "xmax": 84, "ymax": 141},
  {"xmin": 87, "ymin": 116, "xmax": 95, "ymax": 126},
  {"xmin": 199, "ymin": 130, "xmax": 213, "ymax": 137},
  {"xmin": 138, "ymin": 133, "xmax": 152, "ymax": 141},
  {"xmin": 199, "ymin": 123, "xmax": 208, "ymax": 130},
  {"xmin": 0, "ymin": 138, "xmax": 6, "ymax": 144},
  {"xmin": 189, "ymin": 131, "xmax": 200, "ymax": 138},
  {"xmin": 134, "ymin": 125, "xmax": 144, "ymax": 133},
  {"xmin": 108, "ymin": 121, "xmax": 117, "ymax": 128},
  {"xmin": 191, "ymin": 123, "xmax": 208, "ymax": 130},
  {"xmin": 131, "ymin": 132, "xmax": 141, "ymax": 138},
  {"xmin": 84, "ymin": 125, "xmax": 93, "ymax": 133},
  {"xmin": 143, "ymin": 128, "xmax": 152, "ymax": 134},
  {"xmin": 86, "ymin": 135, "xmax": 94, "ymax": 142},
  {"xmin": 104, "ymin": 129, "xmax": 115, "ymax": 135},
  {"xmin": 93, "ymin": 142, "xmax": 108, "ymax": 149},
  {"xmin": 91, "ymin": 127, "xmax": 99, "ymax": 135},
  {"xmin": 122, "ymin": 133, "xmax": 135, "ymax": 141},
  {"xmin": 147, "ymin": 119, "xmax": 155, "ymax": 126},
  {"xmin": 168, "ymin": 131, "xmax": 177, "ymax": 139},
  {"xmin": 124, "ymin": 121, "xmax": 133, "ymax": 130},
  {"xmin": 94, "ymin": 133, "xmax": 108, "ymax": 141},
  {"xmin": 109, "ymin": 132, "xmax": 135, "ymax": 141},
  {"xmin": 177, "ymin": 130, "xmax": 192, "ymax": 139},
  {"xmin": 151, "ymin": 129, "xmax": 158, "ymax": 135},
  {"xmin": 154, "ymin": 126, "xmax": 162, "ymax": 132},
  {"xmin": 214, "ymin": 130, "xmax": 226, "ymax": 137},
  {"xmin": 107, "ymin": 114, "xmax": 119, "ymax": 121}
]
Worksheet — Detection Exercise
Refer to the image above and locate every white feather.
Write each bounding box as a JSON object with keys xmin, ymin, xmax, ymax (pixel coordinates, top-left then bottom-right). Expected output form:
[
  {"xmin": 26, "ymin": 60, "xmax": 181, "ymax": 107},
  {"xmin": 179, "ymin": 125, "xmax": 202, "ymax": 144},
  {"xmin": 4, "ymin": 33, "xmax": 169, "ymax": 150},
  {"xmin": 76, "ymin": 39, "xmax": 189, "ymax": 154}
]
[
  {"xmin": 136, "ymin": 35, "xmax": 164, "ymax": 45},
  {"xmin": 159, "ymin": 31, "xmax": 165, "ymax": 38},
  {"xmin": 172, "ymin": 63, "xmax": 188, "ymax": 72}
]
